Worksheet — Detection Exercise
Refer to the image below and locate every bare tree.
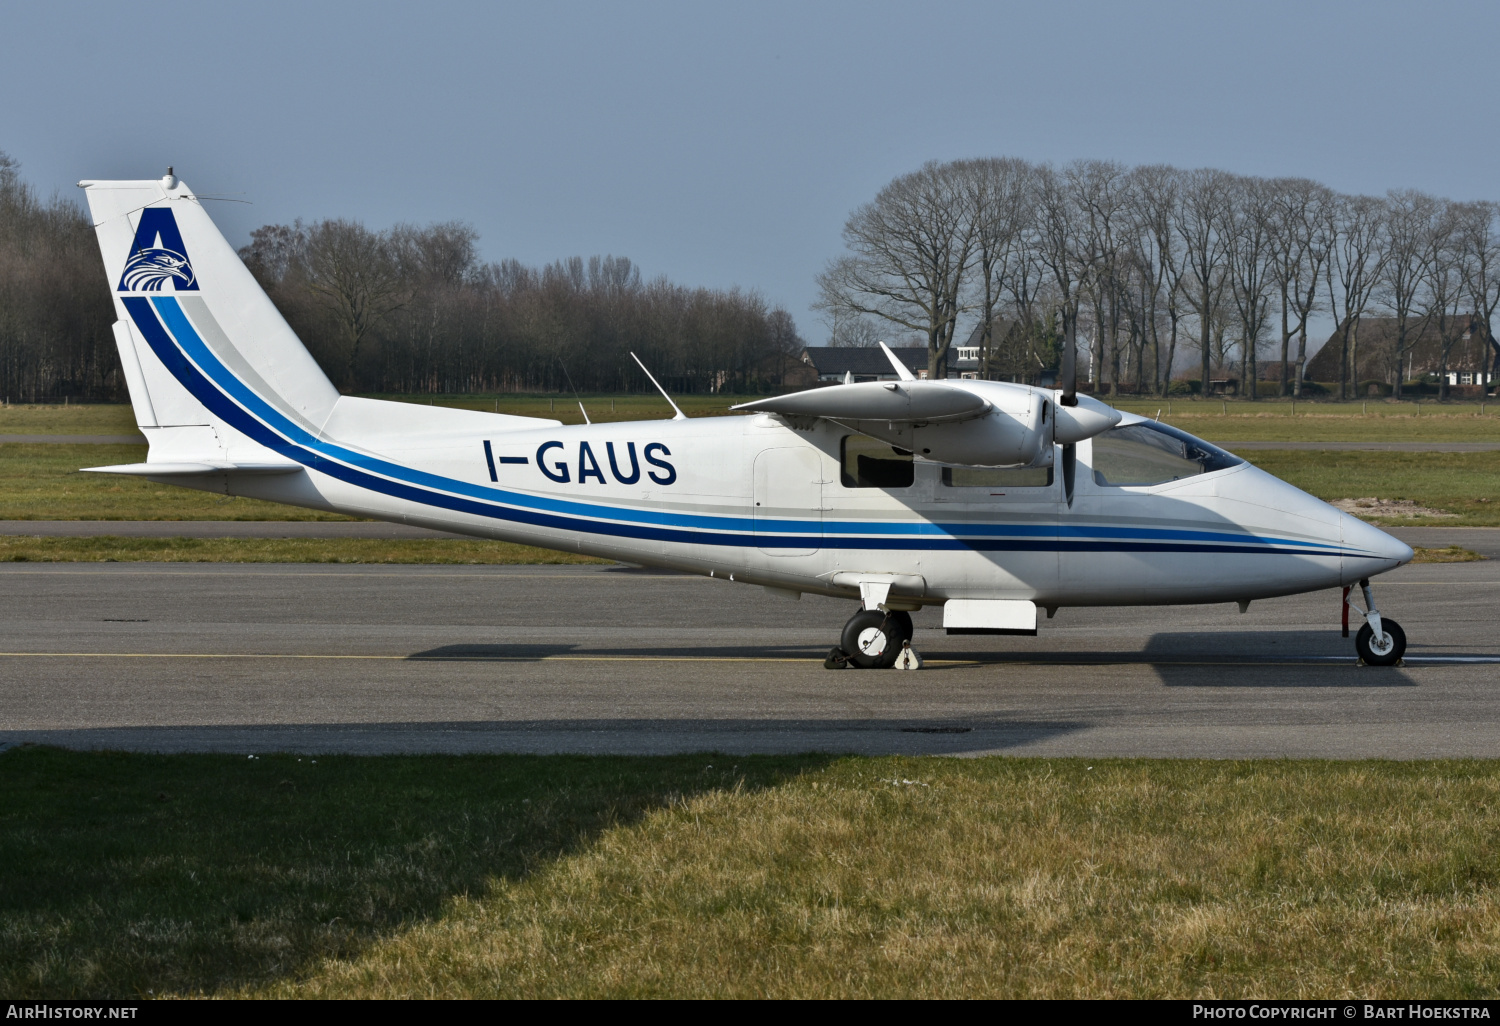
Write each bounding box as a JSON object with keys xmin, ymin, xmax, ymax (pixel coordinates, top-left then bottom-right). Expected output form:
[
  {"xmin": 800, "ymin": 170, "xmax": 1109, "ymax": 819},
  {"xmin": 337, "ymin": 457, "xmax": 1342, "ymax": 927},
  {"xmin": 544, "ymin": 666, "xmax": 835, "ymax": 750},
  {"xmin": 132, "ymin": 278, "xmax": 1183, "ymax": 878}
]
[
  {"xmin": 812, "ymin": 303, "xmax": 884, "ymax": 347},
  {"xmin": 816, "ymin": 161, "xmax": 978, "ymax": 379},
  {"xmin": 1175, "ymin": 168, "xmax": 1236, "ymax": 396},
  {"xmin": 1458, "ymin": 201, "xmax": 1500, "ymax": 385},
  {"xmin": 1033, "ymin": 162, "xmax": 1094, "ymax": 387},
  {"xmin": 0, "ymin": 152, "xmax": 114, "ymax": 401},
  {"xmin": 1265, "ymin": 178, "xmax": 1332, "ymax": 396},
  {"xmin": 1069, "ymin": 160, "xmax": 1132, "ymax": 395},
  {"xmin": 1002, "ymin": 218, "xmax": 1061, "ymax": 381},
  {"xmin": 1380, "ymin": 190, "xmax": 1443, "ymax": 398},
  {"xmin": 1426, "ymin": 204, "xmax": 1472, "ymax": 399},
  {"xmin": 302, "ymin": 219, "xmax": 411, "ymax": 389},
  {"xmin": 1225, "ymin": 176, "xmax": 1277, "ymax": 399},
  {"xmin": 965, "ymin": 158, "xmax": 1031, "ymax": 380},
  {"xmin": 1324, "ymin": 194, "xmax": 1390, "ymax": 399},
  {"xmin": 1127, "ymin": 165, "xmax": 1186, "ymax": 396}
]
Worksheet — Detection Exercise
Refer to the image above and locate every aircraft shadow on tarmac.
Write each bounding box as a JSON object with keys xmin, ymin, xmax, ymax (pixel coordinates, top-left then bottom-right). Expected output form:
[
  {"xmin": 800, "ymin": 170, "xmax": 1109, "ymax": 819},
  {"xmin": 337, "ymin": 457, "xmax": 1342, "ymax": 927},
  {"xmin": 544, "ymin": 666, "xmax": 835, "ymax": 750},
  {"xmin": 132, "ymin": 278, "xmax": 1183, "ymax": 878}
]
[
  {"xmin": 2, "ymin": 717, "xmax": 1089, "ymax": 756},
  {"xmin": 1143, "ymin": 630, "xmax": 1416, "ymax": 688},
  {"xmin": 406, "ymin": 632, "xmax": 1417, "ymax": 685},
  {"xmin": 923, "ymin": 630, "xmax": 1417, "ymax": 686}
]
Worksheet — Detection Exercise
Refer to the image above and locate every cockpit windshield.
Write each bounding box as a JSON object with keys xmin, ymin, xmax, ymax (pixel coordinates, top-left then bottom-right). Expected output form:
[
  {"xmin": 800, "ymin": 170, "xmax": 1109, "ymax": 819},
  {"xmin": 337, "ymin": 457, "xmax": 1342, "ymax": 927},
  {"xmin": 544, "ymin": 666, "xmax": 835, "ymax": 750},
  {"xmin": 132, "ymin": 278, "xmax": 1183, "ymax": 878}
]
[{"xmin": 1091, "ymin": 421, "xmax": 1244, "ymax": 487}]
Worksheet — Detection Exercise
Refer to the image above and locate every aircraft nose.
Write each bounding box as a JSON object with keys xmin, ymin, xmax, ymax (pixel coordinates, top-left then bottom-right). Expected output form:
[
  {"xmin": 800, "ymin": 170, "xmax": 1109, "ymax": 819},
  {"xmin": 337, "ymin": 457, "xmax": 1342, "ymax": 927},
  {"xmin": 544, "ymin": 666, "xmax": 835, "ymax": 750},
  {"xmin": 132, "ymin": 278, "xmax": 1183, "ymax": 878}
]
[{"xmin": 1339, "ymin": 511, "xmax": 1413, "ymax": 584}]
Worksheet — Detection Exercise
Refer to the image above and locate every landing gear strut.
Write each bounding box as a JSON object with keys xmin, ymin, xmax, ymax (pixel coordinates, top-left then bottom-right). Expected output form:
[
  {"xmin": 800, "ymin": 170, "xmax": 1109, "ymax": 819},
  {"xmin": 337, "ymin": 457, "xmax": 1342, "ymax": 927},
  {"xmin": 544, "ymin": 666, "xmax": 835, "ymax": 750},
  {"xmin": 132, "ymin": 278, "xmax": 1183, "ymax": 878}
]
[
  {"xmin": 1343, "ymin": 578, "xmax": 1406, "ymax": 666},
  {"xmin": 828, "ymin": 608, "xmax": 914, "ymax": 669}
]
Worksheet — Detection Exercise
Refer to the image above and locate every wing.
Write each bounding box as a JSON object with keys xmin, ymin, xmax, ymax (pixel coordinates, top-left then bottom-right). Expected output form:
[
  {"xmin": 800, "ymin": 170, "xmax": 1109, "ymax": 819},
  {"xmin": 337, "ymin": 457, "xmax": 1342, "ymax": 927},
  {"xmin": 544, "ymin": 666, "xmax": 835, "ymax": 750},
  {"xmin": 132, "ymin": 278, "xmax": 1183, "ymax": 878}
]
[
  {"xmin": 732, "ymin": 378, "xmax": 1120, "ymax": 469},
  {"xmin": 731, "ymin": 380, "xmax": 990, "ymax": 424}
]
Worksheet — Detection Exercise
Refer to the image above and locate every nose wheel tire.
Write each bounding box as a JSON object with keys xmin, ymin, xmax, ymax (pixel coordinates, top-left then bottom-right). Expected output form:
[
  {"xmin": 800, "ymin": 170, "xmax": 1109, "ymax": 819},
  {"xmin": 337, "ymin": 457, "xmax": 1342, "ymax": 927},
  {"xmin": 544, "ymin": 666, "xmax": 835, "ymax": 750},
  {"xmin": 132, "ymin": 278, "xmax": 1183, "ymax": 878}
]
[
  {"xmin": 1356, "ymin": 619, "xmax": 1405, "ymax": 666},
  {"xmin": 841, "ymin": 609, "xmax": 914, "ymax": 669}
]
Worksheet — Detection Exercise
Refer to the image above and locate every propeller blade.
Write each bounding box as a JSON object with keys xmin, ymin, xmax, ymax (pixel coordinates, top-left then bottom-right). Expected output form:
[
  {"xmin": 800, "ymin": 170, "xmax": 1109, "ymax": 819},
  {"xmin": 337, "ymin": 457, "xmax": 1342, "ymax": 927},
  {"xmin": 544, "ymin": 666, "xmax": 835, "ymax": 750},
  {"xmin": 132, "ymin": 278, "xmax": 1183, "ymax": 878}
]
[{"xmin": 1060, "ymin": 315, "xmax": 1077, "ymax": 407}]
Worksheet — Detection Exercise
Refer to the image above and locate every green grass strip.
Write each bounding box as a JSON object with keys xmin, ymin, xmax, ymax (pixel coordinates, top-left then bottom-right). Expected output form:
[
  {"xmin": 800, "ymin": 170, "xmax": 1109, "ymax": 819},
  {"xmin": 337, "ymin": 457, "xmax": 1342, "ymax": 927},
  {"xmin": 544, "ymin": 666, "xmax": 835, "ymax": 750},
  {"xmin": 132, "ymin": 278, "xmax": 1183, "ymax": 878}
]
[
  {"xmin": 0, "ymin": 536, "xmax": 606, "ymax": 564},
  {"xmin": 1245, "ymin": 450, "xmax": 1500, "ymax": 525},
  {"xmin": 6, "ymin": 749, "xmax": 1500, "ymax": 998}
]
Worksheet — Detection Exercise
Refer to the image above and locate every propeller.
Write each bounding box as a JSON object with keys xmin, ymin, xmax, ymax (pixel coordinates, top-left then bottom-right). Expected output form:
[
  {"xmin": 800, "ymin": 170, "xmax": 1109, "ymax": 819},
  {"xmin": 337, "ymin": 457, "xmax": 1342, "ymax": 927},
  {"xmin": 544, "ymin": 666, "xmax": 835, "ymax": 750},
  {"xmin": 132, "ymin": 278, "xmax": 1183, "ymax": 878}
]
[
  {"xmin": 1057, "ymin": 311, "xmax": 1078, "ymax": 506},
  {"xmin": 1059, "ymin": 313, "xmax": 1077, "ymax": 408}
]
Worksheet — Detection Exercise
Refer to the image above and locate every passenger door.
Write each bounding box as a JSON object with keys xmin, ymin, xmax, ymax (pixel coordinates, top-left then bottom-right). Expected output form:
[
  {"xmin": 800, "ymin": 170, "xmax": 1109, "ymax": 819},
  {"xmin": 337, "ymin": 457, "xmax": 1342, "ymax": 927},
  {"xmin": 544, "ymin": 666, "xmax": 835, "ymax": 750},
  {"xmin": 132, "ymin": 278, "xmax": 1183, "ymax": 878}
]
[{"xmin": 753, "ymin": 447, "xmax": 824, "ymax": 556}]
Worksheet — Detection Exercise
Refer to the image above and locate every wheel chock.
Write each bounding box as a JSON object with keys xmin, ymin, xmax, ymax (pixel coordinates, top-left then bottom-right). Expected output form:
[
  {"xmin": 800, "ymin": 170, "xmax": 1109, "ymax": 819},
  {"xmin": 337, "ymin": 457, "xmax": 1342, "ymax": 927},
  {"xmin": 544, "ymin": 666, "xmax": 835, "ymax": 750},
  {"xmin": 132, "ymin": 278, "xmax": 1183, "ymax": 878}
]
[
  {"xmin": 823, "ymin": 646, "xmax": 850, "ymax": 670},
  {"xmin": 895, "ymin": 641, "xmax": 923, "ymax": 670}
]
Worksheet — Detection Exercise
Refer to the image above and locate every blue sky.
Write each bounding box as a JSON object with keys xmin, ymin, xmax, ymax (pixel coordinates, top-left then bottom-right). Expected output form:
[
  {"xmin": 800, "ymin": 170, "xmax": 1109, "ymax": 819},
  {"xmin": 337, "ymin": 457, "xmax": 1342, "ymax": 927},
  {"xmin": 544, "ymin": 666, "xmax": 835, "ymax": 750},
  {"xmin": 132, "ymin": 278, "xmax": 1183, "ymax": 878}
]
[{"xmin": 4, "ymin": 1, "xmax": 1496, "ymax": 343}]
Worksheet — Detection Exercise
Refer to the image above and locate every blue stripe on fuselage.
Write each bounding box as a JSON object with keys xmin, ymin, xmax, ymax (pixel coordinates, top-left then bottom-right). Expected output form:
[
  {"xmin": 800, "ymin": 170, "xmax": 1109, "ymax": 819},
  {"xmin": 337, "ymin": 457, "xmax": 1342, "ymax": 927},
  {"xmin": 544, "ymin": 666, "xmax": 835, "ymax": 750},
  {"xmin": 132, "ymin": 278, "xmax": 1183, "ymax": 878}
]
[{"xmin": 123, "ymin": 296, "xmax": 1353, "ymax": 557}]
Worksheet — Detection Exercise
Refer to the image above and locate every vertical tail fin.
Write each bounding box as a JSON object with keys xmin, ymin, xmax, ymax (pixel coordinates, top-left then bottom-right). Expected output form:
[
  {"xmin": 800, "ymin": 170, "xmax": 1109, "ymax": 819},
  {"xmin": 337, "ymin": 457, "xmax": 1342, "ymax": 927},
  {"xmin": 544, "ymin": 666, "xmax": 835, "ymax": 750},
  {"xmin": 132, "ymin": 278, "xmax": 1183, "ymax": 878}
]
[{"xmin": 80, "ymin": 171, "xmax": 339, "ymax": 461}]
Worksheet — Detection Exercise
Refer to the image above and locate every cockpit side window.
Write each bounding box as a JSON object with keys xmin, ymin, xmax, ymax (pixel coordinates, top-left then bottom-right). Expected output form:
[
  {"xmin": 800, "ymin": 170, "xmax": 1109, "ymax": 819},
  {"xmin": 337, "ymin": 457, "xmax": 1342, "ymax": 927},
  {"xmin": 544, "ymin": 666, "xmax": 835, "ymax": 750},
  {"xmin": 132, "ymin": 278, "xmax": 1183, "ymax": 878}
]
[
  {"xmin": 1091, "ymin": 422, "xmax": 1244, "ymax": 486},
  {"xmin": 841, "ymin": 434, "xmax": 914, "ymax": 489}
]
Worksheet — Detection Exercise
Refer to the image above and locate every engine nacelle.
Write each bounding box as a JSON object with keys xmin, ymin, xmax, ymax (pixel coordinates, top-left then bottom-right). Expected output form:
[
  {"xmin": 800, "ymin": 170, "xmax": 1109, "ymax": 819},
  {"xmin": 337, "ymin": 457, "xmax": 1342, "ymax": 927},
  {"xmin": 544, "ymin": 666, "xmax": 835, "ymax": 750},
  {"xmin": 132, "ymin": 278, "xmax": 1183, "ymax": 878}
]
[
  {"xmin": 732, "ymin": 379, "xmax": 1122, "ymax": 469},
  {"xmin": 840, "ymin": 388, "xmax": 1055, "ymax": 468}
]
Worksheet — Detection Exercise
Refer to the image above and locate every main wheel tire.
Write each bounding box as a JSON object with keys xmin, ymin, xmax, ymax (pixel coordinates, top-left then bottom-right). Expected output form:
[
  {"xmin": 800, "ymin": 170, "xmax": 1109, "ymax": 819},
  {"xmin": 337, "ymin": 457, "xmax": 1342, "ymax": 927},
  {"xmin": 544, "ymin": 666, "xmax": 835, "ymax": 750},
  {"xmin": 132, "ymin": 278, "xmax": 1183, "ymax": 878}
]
[
  {"xmin": 841, "ymin": 610, "xmax": 911, "ymax": 669},
  {"xmin": 1356, "ymin": 618, "xmax": 1406, "ymax": 666},
  {"xmin": 885, "ymin": 610, "xmax": 914, "ymax": 646}
]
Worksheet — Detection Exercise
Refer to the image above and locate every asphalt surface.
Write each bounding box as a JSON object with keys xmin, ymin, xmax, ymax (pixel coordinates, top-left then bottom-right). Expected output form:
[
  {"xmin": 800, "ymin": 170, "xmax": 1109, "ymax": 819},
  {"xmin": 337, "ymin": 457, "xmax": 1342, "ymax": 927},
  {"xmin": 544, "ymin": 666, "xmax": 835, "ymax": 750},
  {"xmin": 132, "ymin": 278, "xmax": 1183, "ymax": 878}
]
[{"xmin": 2, "ymin": 559, "xmax": 1498, "ymax": 759}]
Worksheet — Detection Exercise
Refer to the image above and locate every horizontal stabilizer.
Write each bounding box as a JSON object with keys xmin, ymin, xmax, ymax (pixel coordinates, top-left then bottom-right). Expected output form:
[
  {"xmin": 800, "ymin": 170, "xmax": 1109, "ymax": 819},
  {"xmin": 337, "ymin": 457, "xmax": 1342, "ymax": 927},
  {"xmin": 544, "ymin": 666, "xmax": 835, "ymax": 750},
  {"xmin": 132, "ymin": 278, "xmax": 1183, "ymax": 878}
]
[
  {"xmin": 81, "ymin": 462, "xmax": 304, "ymax": 477},
  {"xmin": 732, "ymin": 381, "xmax": 989, "ymax": 423}
]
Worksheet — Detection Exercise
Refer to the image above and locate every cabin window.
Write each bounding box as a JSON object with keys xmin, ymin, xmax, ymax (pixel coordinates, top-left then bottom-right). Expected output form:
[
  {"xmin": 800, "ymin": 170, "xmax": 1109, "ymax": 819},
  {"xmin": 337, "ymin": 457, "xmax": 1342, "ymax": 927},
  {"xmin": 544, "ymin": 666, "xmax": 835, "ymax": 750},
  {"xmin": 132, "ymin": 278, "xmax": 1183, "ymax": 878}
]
[
  {"xmin": 841, "ymin": 435, "xmax": 914, "ymax": 489},
  {"xmin": 941, "ymin": 466, "xmax": 1053, "ymax": 488},
  {"xmin": 1091, "ymin": 422, "xmax": 1244, "ymax": 486}
]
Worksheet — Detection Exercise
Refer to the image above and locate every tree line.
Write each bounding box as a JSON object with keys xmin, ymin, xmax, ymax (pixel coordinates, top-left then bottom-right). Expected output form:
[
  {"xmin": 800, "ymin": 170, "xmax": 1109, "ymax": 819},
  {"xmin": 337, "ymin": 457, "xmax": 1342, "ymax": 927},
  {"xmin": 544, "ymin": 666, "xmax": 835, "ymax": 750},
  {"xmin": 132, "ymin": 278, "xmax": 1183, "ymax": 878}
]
[
  {"xmin": 240, "ymin": 220, "xmax": 803, "ymax": 395},
  {"xmin": 0, "ymin": 153, "xmax": 804, "ymax": 401},
  {"xmin": 0, "ymin": 154, "xmax": 116, "ymax": 401},
  {"xmin": 817, "ymin": 158, "xmax": 1500, "ymax": 399}
]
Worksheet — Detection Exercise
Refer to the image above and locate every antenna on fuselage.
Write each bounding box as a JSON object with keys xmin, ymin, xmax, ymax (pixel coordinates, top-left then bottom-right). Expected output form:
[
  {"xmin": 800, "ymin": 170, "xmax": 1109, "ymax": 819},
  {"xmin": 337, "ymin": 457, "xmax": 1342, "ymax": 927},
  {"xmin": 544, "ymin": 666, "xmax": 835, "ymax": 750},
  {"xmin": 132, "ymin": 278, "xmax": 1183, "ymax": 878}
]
[
  {"xmin": 555, "ymin": 356, "xmax": 591, "ymax": 425},
  {"xmin": 630, "ymin": 352, "xmax": 688, "ymax": 421},
  {"xmin": 877, "ymin": 341, "xmax": 916, "ymax": 382}
]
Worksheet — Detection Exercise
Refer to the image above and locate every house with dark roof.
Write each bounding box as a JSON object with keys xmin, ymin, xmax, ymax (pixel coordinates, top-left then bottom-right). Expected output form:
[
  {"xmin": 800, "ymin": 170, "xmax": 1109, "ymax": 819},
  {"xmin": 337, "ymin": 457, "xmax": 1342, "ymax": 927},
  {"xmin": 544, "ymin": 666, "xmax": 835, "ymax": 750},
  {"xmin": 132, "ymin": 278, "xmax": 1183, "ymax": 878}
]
[
  {"xmin": 799, "ymin": 346, "xmax": 931, "ymax": 382},
  {"xmin": 1305, "ymin": 316, "xmax": 1496, "ymax": 389}
]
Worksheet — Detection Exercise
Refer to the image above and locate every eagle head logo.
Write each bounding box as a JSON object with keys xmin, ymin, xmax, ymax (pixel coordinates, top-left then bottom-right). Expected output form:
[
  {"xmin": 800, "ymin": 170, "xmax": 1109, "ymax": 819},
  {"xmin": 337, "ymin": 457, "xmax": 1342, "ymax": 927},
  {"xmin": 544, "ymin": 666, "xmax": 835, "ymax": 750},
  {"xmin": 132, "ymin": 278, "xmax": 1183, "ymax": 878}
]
[
  {"xmin": 117, "ymin": 208, "xmax": 199, "ymax": 292},
  {"xmin": 120, "ymin": 247, "xmax": 196, "ymax": 292}
]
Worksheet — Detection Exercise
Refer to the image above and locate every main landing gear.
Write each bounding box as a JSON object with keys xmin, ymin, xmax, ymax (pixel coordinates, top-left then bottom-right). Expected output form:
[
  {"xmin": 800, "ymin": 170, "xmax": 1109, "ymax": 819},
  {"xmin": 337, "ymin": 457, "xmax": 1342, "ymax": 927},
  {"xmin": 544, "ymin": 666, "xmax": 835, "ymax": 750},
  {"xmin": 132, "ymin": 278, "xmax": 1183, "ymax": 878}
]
[
  {"xmin": 825, "ymin": 608, "xmax": 915, "ymax": 669},
  {"xmin": 1343, "ymin": 578, "xmax": 1406, "ymax": 666}
]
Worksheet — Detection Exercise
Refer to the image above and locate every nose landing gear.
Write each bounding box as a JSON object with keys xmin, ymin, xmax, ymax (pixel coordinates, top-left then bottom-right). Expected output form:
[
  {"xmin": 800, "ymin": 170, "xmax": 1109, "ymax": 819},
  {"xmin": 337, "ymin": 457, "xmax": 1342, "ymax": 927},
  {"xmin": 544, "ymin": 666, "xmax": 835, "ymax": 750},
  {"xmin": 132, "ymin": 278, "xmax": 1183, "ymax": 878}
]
[{"xmin": 1344, "ymin": 578, "xmax": 1405, "ymax": 666}]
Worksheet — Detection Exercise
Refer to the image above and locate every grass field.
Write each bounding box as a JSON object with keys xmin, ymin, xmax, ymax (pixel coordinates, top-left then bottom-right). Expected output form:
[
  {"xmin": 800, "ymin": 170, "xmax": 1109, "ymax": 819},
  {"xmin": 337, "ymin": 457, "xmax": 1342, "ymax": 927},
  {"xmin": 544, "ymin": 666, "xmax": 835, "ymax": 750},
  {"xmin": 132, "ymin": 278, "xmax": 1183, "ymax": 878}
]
[
  {"xmin": 0, "ymin": 445, "xmax": 351, "ymax": 521},
  {"xmin": 5, "ymin": 748, "xmax": 1500, "ymax": 999},
  {"xmin": 4, "ymin": 401, "xmax": 1499, "ymax": 529},
  {"xmin": 1411, "ymin": 546, "xmax": 1485, "ymax": 562},
  {"xmin": 0, "ymin": 536, "xmax": 605, "ymax": 564},
  {"xmin": 1127, "ymin": 401, "xmax": 1500, "ymax": 443},
  {"xmin": 1247, "ymin": 450, "xmax": 1500, "ymax": 526},
  {"xmin": 4, "ymin": 443, "xmax": 1499, "ymax": 527},
  {"xmin": 7, "ymin": 396, "xmax": 1500, "ymax": 441}
]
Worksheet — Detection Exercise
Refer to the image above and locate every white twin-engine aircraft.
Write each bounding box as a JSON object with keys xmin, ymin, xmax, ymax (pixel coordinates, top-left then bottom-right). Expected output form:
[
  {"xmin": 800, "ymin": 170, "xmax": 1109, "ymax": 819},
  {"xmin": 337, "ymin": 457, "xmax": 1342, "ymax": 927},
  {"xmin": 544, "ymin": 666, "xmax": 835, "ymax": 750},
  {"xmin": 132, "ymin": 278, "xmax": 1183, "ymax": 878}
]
[{"xmin": 80, "ymin": 172, "xmax": 1414, "ymax": 669}]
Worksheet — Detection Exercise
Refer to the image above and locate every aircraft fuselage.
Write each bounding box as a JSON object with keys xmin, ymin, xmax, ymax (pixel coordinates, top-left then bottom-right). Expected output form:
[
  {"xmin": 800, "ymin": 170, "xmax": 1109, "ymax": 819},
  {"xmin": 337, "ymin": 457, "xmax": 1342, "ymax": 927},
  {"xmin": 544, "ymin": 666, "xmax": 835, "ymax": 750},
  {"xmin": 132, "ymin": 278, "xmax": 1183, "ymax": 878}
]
[{"xmin": 209, "ymin": 404, "xmax": 1407, "ymax": 612}]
